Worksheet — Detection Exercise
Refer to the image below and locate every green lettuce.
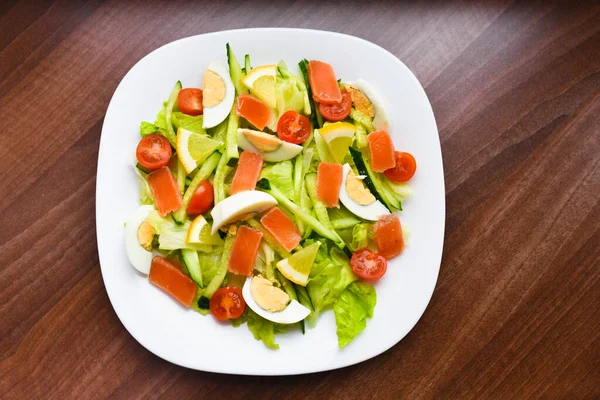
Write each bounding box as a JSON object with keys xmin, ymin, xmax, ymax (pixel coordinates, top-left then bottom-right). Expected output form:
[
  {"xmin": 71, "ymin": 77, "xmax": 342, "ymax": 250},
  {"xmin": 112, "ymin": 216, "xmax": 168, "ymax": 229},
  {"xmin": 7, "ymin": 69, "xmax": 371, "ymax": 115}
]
[
  {"xmin": 154, "ymin": 101, "xmax": 168, "ymax": 130},
  {"xmin": 140, "ymin": 121, "xmax": 161, "ymax": 137},
  {"xmin": 246, "ymin": 309, "xmax": 281, "ymax": 350},
  {"xmin": 197, "ymin": 251, "xmax": 222, "ymax": 284},
  {"xmin": 305, "ymin": 240, "xmax": 357, "ymax": 324},
  {"xmin": 133, "ymin": 166, "xmax": 154, "ymax": 205},
  {"xmin": 333, "ymin": 281, "xmax": 376, "ymax": 348},
  {"xmin": 172, "ymin": 112, "xmax": 207, "ymax": 135},
  {"xmin": 147, "ymin": 211, "xmax": 215, "ymax": 252},
  {"xmin": 260, "ymin": 160, "xmax": 294, "ymax": 200},
  {"xmin": 339, "ymin": 223, "xmax": 371, "ymax": 252},
  {"xmin": 276, "ymin": 61, "xmax": 311, "ymax": 116}
]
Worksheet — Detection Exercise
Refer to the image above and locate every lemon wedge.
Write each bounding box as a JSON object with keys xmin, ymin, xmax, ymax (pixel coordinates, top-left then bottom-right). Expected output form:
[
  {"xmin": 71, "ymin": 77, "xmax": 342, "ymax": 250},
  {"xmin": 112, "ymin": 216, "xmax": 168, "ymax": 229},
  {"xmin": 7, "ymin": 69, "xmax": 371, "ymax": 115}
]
[
  {"xmin": 316, "ymin": 122, "xmax": 355, "ymax": 163},
  {"xmin": 186, "ymin": 215, "xmax": 224, "ymax": 245},
  {"xmin": 241, "ymin": 64, "xmax": 277, "ymax": 108},
  {"xmin": 276, "ymin": 242, "xmax": 321, "ymax": 286},
  {"xmin": 176, "ymin": 127, "xmax": 222, "ymax": 174}
]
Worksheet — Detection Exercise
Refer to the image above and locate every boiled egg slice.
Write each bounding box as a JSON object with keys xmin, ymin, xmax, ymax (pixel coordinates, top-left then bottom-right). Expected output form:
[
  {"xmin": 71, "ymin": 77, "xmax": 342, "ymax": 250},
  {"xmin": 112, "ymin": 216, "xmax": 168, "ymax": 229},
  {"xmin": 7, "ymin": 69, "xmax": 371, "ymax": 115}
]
[
  {"xmin": 124, "ymin": 205, "xmax": 156, "ymax": 274},
  {"xmin": 344, "ymin": 79, "xmax": 388, "ymax": 131},
  {"xmin": 210, "ymin": 191, "xmax": 277, "ymax": 234},
  {"xmin": 202, "ymin": 61, "xmax": 235, "ymax": 129},
  {"xmin": 242, "ymin": 276, "xmax": 311, "ymax": 324},
  {"xmin": 237, "ymin": 128, "xmax": 302, "ymax": 162},
  {"xmin": 339, "ymin": 163, "xmax": 389, "ymax": 221}
]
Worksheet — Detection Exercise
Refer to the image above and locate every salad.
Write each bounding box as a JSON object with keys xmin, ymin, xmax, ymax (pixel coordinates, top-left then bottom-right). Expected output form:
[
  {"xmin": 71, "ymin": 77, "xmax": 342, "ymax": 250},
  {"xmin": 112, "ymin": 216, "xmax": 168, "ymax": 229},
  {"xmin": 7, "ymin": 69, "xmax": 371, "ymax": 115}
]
[{"xmin": 125, "ymin": 44, "xmax": 417, "ymax": 349}]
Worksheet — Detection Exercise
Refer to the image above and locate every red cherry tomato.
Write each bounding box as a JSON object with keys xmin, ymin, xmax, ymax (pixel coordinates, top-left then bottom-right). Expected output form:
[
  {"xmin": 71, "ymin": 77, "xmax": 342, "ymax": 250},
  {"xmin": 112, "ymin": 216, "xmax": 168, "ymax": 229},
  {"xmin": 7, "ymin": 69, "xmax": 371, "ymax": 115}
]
[
  {"xmin": 350, "ymin": 249, "xmax": 387, "ymax": 280},
  {"xmin": 384, "ymin": 152, "xmax": 417, "ymax": 182},
  {"xmin": 277, "ymin": 110, "xmax": 311, "ymax": 144},
  {"xmin": 319, "ymin": 88, "xmax": 352, "ymax": 122},
  {"xmin": 186, "ymin": 180, "xmax": 214, "ymax": 215},
  {"xmin": 177, "ymin": 88, "xmax": 203, "ymax": 116},
  {"xmin": 136, "ymin": 134, "xmax": 172, "ymax": 170},
  {"xmin": 209, "ymin": 287, "xmax": 246, "ymax": 320}
]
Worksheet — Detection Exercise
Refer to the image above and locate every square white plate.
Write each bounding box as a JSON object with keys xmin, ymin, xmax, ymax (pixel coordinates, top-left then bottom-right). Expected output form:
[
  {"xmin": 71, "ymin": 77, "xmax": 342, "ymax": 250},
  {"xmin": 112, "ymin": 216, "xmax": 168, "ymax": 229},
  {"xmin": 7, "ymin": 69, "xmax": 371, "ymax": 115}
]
[{"xmin": 96, "ymin": 28, "xmax": 445, "ymax": 375}]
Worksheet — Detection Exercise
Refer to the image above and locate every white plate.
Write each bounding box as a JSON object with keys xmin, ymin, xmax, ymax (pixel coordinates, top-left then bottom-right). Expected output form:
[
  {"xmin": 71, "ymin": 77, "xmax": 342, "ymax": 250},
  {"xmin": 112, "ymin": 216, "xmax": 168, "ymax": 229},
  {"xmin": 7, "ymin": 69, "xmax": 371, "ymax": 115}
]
[{"xmin": 96, "ymin": 28, "xmax": 445, "ymax": 375}]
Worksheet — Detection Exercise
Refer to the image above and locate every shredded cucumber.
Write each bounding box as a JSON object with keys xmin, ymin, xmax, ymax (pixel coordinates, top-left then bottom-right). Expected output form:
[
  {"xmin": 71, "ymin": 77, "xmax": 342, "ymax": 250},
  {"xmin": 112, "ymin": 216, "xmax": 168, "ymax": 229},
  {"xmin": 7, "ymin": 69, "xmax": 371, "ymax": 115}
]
[
  {"xmin": 172, "ymin": 152, "xmax": 221, "ymax": 222},
  {"xmin": 257, "ymin": 179, "xmax": 345, "ymax": 248},
  {"xmin": 164, "ymin": 81, "xmax": 182, "ymax": 147},
  {"xmin": 225, "ymin": 104, "xmax": 239, "ymax": 162},
  {"xmin": 244, "ymin": 54, "xmax": 251, "ymax": 74},
  {"xmin": 276, "ymin": 271, "xmax": 298, "ymax": 301},
  {"xmin": 227, "ymin": 43, "xmax": 248, "ymax": 96},
  {"xmin": 350, "ymin": 108, "xmax": 375, "ymax": 133},
  {"xmin": 354, "ymin": 121, "xmax": 368, "ymax": 149},
  {"xmin": 203, "ymin": 233, "xmax": 235, "ymax": 298},
  {"xmin": 247, "ymin": 219, "xmax": 292, "ymax": 259},
  {"xmin": 305, "ymin": 173, "xmax": 335, "ymax": 232},
  {"xmin": 213, "ymin": 153, "xmax": 232, "ymax": 204},
  {"xmin": 181, "ymin": 249, "xmax": 203, "ymax": 288}
]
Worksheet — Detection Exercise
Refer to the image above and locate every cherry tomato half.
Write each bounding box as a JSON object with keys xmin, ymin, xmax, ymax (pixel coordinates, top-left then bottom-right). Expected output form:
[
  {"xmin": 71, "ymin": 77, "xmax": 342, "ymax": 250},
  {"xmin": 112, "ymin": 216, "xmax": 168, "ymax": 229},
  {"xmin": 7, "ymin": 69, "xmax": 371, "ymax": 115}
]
[
  {"xmin": 277, "ymin": 110, "xmax": 311, "ymax": 144},
  {"xmin": 209, "ymin": 287, "xmax": 246, "ymax": 320},
  {"xmin": 384, "ymin": 152, "xmax": 417, "ymax": 182},
  {"xmin": 350, "ymin": 249, "xmax": 387, "ymax": 280},
  {"xmin": 177, "ymin": 88, "xmax": 203, "ymax": 116},
  {"xmin": 186, "ymin": 180, "xmax": 214, "ymax": 215},
  {"xmin": 136, "ymin": 134, "xmax": 172, "ymax": 170},
  {"xmin": 319, "ymin": 88, "xmax": 352, "ymax": 122}
]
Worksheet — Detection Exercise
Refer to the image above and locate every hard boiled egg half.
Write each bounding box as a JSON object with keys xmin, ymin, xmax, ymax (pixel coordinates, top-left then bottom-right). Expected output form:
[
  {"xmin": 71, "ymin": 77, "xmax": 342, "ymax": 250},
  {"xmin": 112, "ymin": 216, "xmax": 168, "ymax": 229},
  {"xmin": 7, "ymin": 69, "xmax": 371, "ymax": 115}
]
[
  {"xmin": 344, "ymin": 79, "xmax": 388, "ymax": 131},
  {"xmin": 124, "ymin": 205, "xmax": 156, "ymax": 274},
  {"xmin": 242, "ymin": 276, "xmax": 310, "ymax": 324},
  {"xmin": 237, "ymin": 128, "xmax": 302, "ymax": 162},
  {"xmin": 210, "ymin": 190, "xmax": 278, "ymax": 234},
  {"xmin": 339, "ymin": 163, "xmax": 389, "ymax": 221},
  {"xmin": 202, "ymin": 61, "xmax": 235, "ymax": 129}
]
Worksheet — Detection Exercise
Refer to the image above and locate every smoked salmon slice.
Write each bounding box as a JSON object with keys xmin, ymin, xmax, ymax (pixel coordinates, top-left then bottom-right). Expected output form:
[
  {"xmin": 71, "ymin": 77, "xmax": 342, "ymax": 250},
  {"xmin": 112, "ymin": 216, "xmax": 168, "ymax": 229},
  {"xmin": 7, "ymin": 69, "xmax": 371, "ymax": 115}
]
[
  {"xmin": 236, "ymin": 94, "xmax": 272, "ymax": 131},
  {"xmin": 308, "ymin": 61, "xmax": 342, "ymax": 105},
  {"xmin": 316, "ymin": 162, "xmax": 343, "ymax": 207},
  {"xmin": 228, "ymin": 225, "xmax": 263, "ymax": 277},
  {"xmin": 147, "ymin": 166, "xmax": 183, "ymax": 216},
  {"xmin": 374, "ymin": 214, "xmax": 404, "ymax": 259},
  {"xmin": 260, "ymin": 207, "xmax": 302, "ymax": 252},
  {"xmin": 367, "ymin": 130, "xmax": 396, "ymax": 172},
  {"xmin": 230, "ymin": 151, "xmax": 264, "ymax": 195},
  {"xmin": 148, "ymin": 256, "xmax": 197, "ymax": 307}
]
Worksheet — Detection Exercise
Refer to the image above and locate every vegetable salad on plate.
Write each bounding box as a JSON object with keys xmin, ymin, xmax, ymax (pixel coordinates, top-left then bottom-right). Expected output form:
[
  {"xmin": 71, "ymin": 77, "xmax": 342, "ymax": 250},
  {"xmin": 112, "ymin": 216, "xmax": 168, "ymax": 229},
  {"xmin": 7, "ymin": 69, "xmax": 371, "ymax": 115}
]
[{"xmin": 125, "ymin": 44, "xmax": 417, "ymax": 349}]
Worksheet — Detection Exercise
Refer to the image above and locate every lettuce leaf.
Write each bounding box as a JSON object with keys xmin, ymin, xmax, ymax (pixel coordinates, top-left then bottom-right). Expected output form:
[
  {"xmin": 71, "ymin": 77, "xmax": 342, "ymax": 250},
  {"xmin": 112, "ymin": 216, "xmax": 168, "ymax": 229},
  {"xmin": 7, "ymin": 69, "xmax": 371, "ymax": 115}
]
[
  {"xmin": 154, "ymin": 101, "xmax": 168, "ymax": 130},
  {"xmin": 172, "ymin": 112, "xmax": 207, "ymax": 135},
  {"xmin": 140, "ymin": 121, "xmax": 161, "ymax": 137},
  {"xmin": 260, "ymin": 160, "xmax": 294, "ymax": 200},
  {"xmin": 337, "ymin": 222, "xmax": 373, "ymax": 252},
  {"xmin": 333, "ymin": 281, "xmax": 376, "ymax": 348},
  {"xmin": 246, "ymin": 309, "xmax": 280, "ymax": 350},
  {"xmin": 133, "ymin": 166, "xmax": 154, "ymax": 206},
  {"xmin": 305, "ymin": 240, "xmax": 357, "ymax": 324},
  {"xmin": 197, "ymin": 251, "xmax": 222, "ymax": 284},
  {"xmin": 276, "ymin": 61, "xmax": 311, "ymax": 116},
  {"xmin": 147, "ymin": 211, "xmax": 215, "ymax": 252}
]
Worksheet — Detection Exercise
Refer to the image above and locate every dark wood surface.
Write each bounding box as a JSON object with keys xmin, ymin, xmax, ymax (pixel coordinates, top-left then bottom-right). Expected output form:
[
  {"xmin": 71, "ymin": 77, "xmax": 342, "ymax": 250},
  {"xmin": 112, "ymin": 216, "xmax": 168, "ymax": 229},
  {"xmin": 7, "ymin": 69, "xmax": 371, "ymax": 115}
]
[{"xmin": 1, "ymin": 1, "xmax": 599, "ymax": 398}]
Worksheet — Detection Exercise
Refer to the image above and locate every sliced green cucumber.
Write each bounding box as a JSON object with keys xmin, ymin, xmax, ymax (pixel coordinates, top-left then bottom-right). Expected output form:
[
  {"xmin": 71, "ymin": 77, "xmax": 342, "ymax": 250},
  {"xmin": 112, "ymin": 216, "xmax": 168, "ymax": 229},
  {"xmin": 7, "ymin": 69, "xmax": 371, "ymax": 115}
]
[{"xmin": 181, "ymin": 249, "xmax": 203, "ymax": 288}]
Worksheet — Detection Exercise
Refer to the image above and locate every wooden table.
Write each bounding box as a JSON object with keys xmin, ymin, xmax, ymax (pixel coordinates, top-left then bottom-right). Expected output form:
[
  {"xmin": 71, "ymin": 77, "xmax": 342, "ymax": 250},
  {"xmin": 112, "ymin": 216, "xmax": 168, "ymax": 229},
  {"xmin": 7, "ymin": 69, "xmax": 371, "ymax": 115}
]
[{"xmin": 1, "ymin": 1, "xmax": 599, "ymax": 398}]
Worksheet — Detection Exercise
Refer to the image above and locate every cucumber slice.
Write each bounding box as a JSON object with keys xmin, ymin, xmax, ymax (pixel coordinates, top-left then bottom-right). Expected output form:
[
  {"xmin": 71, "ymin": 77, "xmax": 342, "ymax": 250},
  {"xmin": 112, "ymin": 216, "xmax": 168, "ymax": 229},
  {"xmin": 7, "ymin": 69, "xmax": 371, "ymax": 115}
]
[
  {"xmin": 164, "ymin": 81, "xmax": 182, "ymax": 147},
  {"xmin": 244, "ymin": 54, "xmax": 251, "ymax": 74},
  {"xmin": 226, "ymin": 43, "xmax": 247, "ymax": 96},
  {"xmin": 349, "ymin": 147, "xmax": 400, "ymax": 212},
  {"xmin": 181, "ymin": 249, "xmax": 203, "ymax": 288}
]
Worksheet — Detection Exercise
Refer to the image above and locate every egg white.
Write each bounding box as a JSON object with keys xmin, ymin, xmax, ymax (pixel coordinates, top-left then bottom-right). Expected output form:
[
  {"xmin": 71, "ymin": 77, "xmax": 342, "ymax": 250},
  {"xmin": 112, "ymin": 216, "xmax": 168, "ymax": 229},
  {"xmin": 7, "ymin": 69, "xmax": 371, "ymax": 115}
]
[
  {"xmin": 210, "ymin": 191, "xmax": 278, "ymax": 234},
  {"xmin": 345, "ymin": 79, "xmax": 388, "ymax": 131},
  {"xmin": 202, "ymin": 61, "xmax": 235, "ymax": 129},
  {"xmin": 124, "ymin": 205, "xmax": 155, "ymax": 274},
  {"xmin": 237, "ymin": 128, "xmax": 302, "ymax": 162},
  {"xmin": 339, "ymin": 164, "xmax": 390, "ymax": 221},
  {"xmin": 242, "ymin": 277, "xmax": 311, "ymax": 324}
]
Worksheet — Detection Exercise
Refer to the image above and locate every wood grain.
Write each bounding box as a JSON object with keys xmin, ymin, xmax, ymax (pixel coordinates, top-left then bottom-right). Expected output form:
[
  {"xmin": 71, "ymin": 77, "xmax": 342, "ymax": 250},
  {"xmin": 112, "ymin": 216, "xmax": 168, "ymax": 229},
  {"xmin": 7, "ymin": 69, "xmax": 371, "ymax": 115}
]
[{"xmin": 1, "ymin": 1, "xmax": 599, "ymax": 398}]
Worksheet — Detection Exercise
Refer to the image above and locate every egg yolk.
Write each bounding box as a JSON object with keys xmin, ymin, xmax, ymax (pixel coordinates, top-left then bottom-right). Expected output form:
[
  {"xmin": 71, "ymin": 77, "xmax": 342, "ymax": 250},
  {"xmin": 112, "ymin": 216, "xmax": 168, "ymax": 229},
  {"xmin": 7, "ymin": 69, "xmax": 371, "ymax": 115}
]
[{"xmin": 202, "ymin": 70, "xmax": 226, "ymax": 108}]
